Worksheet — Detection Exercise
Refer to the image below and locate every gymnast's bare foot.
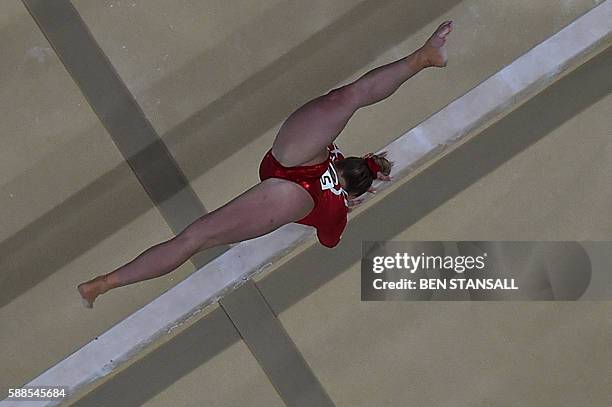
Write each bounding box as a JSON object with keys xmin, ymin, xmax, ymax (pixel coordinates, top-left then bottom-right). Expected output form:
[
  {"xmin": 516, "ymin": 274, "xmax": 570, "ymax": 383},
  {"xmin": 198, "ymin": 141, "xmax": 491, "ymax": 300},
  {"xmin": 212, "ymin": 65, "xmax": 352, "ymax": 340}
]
[
  {"xmin": 77, "ymin": 275, "xmax": 109, "ymax": 308},
  {"xmin": 417, "ymin": 20, "xmax": 454, "ymax": 68}
]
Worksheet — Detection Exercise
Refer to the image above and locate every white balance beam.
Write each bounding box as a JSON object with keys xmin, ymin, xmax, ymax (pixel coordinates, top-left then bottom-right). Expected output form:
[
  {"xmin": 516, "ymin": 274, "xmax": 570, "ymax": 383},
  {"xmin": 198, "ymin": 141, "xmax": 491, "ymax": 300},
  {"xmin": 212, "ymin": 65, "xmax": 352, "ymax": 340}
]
[{"xmin": 3, "ymin": 2, "xmax": 610, "ymax": 405}]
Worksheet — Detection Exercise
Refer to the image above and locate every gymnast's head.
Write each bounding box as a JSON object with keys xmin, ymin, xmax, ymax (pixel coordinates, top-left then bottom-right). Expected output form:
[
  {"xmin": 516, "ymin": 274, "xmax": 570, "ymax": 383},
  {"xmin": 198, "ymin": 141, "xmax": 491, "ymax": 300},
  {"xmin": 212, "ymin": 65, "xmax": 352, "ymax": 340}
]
[{"xmin": 336, "ymin": 152, "xmax": 393, "ymax": 198}]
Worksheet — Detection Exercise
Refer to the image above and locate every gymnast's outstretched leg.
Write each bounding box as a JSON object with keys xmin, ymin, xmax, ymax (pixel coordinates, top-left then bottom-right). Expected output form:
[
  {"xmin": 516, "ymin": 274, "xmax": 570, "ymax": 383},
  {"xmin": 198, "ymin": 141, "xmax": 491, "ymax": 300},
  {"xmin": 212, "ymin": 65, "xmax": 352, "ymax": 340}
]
[
  {"xmin": 272, "ymin": 20, "xmax": 453, "ymax": 167},
  {"xmin": 77, "ymin": 178, "xmax": 313, "ymax": 307}
]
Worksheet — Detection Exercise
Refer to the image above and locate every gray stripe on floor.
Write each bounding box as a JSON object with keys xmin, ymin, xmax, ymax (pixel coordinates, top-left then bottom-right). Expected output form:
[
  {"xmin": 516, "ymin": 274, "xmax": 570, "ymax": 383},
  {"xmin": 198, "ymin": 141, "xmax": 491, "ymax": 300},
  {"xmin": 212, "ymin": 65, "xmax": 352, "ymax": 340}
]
[
  {"xmin": 220, "ymin": 280, "xmax": 335, "ymax": 407},
  {"xmin": 22, "ymin": 0, "xmax": 332, "ymax": 404}
]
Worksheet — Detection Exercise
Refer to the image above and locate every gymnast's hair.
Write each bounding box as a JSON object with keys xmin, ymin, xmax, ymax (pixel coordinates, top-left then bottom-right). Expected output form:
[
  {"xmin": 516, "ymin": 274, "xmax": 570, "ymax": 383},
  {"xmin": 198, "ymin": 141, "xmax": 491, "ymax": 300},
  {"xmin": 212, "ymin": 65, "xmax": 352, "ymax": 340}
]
[{"xmin": 335, "ymin": 154, "xmax": 392, "ymax": 197}]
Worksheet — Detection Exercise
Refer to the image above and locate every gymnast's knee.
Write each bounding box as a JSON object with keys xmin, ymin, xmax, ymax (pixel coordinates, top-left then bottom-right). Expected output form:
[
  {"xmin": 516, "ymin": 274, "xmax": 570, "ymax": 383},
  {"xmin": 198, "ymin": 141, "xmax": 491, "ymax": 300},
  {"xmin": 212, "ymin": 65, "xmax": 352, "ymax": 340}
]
[
  {"xmin": 176, "ymin": 216, "xmax": 219, "ymax": 254},
  {"xmin": 327, "ymin": 84, "xmax": 363, "ymax": 109}
]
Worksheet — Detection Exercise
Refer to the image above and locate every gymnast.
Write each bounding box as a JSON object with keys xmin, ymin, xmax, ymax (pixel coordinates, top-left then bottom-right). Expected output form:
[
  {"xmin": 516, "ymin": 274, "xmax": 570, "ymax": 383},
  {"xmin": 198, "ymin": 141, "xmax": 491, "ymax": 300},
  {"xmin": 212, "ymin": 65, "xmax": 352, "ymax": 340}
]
[{"xmin": 78, "ymin": 21, "xmax": 454, "ymax": 308}]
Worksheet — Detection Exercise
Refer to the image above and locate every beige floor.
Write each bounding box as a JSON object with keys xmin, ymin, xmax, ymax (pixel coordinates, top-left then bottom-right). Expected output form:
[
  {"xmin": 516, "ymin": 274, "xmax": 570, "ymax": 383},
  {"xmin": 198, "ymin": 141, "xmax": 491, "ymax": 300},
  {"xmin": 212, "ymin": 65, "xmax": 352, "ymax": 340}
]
[{"xmin": 1, "ymin": 0, "xmax": 609, "ymax": 405}]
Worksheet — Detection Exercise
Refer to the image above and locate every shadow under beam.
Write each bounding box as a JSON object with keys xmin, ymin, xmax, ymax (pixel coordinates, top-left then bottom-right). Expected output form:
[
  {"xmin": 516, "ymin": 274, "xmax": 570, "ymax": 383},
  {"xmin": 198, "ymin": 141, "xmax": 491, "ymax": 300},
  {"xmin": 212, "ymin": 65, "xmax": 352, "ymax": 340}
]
[{"xmin": 72, "ymin": 307, "xmax": 239, "ymax": 407}]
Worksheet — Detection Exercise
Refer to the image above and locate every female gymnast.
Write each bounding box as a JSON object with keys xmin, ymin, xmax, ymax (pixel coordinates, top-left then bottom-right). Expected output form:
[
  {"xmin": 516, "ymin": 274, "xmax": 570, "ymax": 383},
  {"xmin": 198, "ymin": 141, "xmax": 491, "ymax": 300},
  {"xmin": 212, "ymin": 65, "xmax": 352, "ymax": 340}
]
[{"xmin": 78, "ymin": 21, "xmax": 454, "ymax": 308}]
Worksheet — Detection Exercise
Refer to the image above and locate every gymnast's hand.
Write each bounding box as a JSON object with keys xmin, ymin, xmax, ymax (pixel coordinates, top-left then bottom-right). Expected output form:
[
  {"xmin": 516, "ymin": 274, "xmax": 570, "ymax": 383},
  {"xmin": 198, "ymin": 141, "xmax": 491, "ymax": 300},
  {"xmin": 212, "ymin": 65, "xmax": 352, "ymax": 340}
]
[{"xmin": 347, "ymin": 196, "xmax": 365, "ymax": 212}]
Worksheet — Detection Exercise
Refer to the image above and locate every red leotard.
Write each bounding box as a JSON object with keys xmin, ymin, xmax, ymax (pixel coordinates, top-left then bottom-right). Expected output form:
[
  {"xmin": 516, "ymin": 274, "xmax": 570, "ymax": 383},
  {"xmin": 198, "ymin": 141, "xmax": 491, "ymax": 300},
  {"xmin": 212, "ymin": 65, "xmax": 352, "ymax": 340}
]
[{"xmin": 258, "ymin": 143, "xmax": 349, "ymax": 248}]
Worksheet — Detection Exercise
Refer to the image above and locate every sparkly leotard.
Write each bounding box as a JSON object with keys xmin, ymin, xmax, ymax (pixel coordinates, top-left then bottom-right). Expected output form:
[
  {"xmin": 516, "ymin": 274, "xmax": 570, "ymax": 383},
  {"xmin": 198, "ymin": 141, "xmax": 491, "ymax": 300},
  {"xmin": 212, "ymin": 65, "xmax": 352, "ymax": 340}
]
[{"xmin": 258, "ymin": 143, "xmax": 349, "ymax": 248}]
